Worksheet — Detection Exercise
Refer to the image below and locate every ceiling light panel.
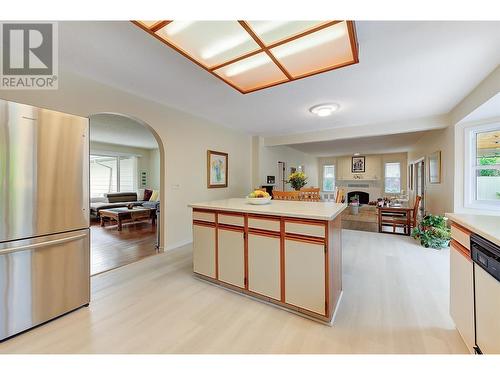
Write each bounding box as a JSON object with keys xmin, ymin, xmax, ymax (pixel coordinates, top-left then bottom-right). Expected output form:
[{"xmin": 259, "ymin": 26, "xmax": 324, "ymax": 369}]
[
  {"xmin": 247, "ymin": 21, "xmax": 328, "ymax": 45},
  {"xmin": 271, "ymin": 21, "xmax": 353, "ymax": 78},
  {"xmin": 133, "ymin": 20, "xmax": 358, "ymax": 93},
  {"xmin": 155, "ymin": 21, "xmax": 261, "ymax": 68},
  {"xmin": 213, "ymin": 52, "xmax": 288, "ymax": 92}
]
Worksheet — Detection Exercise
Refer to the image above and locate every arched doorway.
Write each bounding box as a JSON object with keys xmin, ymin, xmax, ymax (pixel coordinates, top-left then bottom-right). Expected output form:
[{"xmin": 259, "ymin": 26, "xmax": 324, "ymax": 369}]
[{"xmin": 88, "ymin": 113, "xmax": 165, "ymax": 275}]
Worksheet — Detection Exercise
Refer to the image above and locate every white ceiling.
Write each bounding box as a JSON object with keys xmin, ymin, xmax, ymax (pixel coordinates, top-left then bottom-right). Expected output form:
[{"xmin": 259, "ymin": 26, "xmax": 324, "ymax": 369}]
[
  {"xmin": 289, "ymin": 131, "xmax": 429, "ymax": 156},
  {"xmin": 59, "ymin": 21, "xmax": 500, "ymax": 137},
  {"xmin": 90, "ymin": 113, "xmax": 159, "ymax": 149}
]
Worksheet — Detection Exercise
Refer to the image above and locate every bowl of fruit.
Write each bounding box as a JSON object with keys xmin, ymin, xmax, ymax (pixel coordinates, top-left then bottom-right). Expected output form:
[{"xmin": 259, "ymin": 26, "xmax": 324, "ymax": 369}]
[{"xmin": 246, "ymin": 190, "xmax": 272, "ymax": 205}]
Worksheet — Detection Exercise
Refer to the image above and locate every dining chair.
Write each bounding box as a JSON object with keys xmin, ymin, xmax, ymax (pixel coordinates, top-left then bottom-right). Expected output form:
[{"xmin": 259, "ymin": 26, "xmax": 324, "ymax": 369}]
[
  {"xmin": 299, "ymin": 187, "xmax": 321, "ymax": 202},
  {"xmin": 272, "ymin": 190, "xmax": 300, "ymax": 201}
]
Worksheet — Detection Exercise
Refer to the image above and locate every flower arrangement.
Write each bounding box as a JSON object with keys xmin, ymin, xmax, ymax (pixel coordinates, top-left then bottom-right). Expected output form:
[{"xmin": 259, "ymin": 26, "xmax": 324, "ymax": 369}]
[
  {"xmin": 287, "ymin": 171, "xmax": 308, "ymax": 191},
  {"xmin": 411, "ymin": 214, "xmax": 451, "ymax": 249}
]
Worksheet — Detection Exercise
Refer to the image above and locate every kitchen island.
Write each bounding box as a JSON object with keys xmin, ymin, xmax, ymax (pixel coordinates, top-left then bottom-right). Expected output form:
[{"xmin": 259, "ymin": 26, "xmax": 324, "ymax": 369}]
[{"xmin": 189, "ymin": 198, "xmax": 347, "ymax": 324}]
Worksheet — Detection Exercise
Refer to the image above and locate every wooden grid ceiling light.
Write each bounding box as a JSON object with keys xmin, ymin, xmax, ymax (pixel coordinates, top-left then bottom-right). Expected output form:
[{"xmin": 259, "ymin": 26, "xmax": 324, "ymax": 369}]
[{"xmin": 132, "ymin": 20, "xmax": 359, "ymax": 94}]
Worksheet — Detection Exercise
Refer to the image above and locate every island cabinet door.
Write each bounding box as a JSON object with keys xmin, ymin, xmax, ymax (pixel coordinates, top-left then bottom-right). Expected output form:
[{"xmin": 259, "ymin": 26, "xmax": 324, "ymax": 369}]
[
  {"xmin": 248, "ymin": 232, "xmax": 281, "ymax": 300},
  {"xmin": 217, "ymin": 227, "xmax": 245, "ymax": 288},
  {"xmin": 450, "ymin": 242, "xmax": 475, "ymax": 353},
  {"xmin": 193, "ymin": 223, "xmax": 216, "ymax": 278},
  {"xmin": 284, "ymin": 238, "xmax": 326, "ymax": 315}
]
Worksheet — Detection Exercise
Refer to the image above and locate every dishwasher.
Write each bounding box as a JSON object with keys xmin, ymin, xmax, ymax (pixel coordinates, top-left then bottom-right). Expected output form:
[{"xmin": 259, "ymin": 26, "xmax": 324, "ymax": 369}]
[{"xmin": 471, "ymin": 233, "xmax": 500, "ymax": 354}]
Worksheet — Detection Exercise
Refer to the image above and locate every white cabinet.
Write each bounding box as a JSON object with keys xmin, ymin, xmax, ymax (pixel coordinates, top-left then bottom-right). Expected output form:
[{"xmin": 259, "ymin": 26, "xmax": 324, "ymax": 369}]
[
  {"xmin": 218, "ymin": 228, "xmax": 245, "ymax": 288},
  {"xmin": 450, "ymin": 244, "xmax": 475, "ymax": 353},
  {"xmin": 284, "ymin": 238, "xmax": 325, "ymax": 315},
  {"xmin": 474, "ymin": 264, "xmax": 500, "ymax": 354},
  {"xmin": 193, "ymin": 224, "xmax": 216, "ymax": 278},
  {"xmin": 248, "ymin": 233, "xmax": 281, "ymax": 300}
]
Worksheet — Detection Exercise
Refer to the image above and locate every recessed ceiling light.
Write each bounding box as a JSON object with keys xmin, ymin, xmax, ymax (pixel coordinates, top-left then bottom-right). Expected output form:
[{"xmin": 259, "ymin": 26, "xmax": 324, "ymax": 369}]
[{"xmin": 309, "ymin": 103, "xmax": 340, "ymax": 117}]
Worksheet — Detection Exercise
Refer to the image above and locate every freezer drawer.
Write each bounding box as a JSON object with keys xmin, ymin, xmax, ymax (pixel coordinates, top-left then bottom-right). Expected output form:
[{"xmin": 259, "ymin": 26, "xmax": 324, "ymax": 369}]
[
  {"xmin": 0, "ymin": 229, "xmax": 90, "ymax": 341},
  {"xmin": 0, "ymin": 100, "xmax": 89, "ymax": 242}
]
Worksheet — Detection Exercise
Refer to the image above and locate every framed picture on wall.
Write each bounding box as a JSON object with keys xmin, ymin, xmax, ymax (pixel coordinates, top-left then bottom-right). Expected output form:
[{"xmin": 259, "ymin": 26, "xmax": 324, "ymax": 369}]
[
  {"xmin": 351, "ymin": 156, "xmax": 365, "ymax": 173},
  {"xmin": 428, "ymin": 151, "xmax": 441, "ymax": 184},
  {"xmin": 207, "ymin": 150, "xmax": 228, "ymax": 188}
]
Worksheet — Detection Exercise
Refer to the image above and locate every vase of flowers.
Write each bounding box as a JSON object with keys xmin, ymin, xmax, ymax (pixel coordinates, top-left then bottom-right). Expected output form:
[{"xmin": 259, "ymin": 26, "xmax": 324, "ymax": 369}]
[{"xmin": 287, "ymin": 171, "xmax": 307, "ymax": 191}]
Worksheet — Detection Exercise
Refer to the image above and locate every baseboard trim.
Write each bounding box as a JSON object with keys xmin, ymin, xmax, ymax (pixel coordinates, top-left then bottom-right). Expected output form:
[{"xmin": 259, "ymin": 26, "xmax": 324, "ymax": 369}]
[{"xmin": 165, "ymin": 239, "xmax": 192, "ymax": 252}]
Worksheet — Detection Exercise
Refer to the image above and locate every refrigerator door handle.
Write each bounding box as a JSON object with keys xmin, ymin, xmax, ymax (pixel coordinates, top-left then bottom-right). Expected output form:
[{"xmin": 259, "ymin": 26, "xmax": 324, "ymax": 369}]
[{"xmin": 0, "ymin": 233, "xmax": 88, "ymax": 255}]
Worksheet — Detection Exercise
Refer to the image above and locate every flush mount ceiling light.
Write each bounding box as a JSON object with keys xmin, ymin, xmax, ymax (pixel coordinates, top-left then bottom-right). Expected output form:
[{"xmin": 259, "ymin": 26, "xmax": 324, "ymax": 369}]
[
  {"xmin": 309, "ymin": 103, "xmax": 340, "ymax": 117},
  {"xmin": 132, "ymin": 20, "xmax": 359, "ymax": 94}
]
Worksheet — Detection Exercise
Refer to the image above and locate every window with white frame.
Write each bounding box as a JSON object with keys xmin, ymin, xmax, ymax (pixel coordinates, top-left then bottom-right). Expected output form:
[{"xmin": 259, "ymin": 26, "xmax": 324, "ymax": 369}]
[
  {"xmin": 90, "ymin": 155, "xmax": 138, "ymax": 198},
  {"xmin": 384, "ymin": 162, "xmax": 401, "ymax": 193},
  {"xmin": 322, "ymin": 165, "xmax": 335, "ymax": 192},
  {"xmin": 464, "ymin": 123, "xmax": 500, "ymax": 210}
]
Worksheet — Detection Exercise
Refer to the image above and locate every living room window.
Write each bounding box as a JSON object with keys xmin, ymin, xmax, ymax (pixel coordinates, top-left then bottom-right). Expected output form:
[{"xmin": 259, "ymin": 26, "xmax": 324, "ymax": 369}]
[
  {"xmin": 384, "ymin": 162, "xmax": 401, "ymax": 194},
  {"xmin": 90, "ymin": 154, "xmax": 137, "ymax": 197},
  {"xmin": 464, "ymin": 123, "xmax": 500, "ymax": 210},
  {"xmin": 322, "ymin": 165, "xmax": 335, "ymax": 192}
]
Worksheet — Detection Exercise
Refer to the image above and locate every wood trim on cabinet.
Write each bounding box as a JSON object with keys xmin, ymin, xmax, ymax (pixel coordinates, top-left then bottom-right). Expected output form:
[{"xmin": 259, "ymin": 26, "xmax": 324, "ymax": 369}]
[
  {"xmin": 450, "ymin": 222, "xmax": 473, "ymax": 236},
  {"xmin": 215, "ymin": 212, "xmax": 219, "ymax": 279},
  {"xmin": 284, "ymin": 233, "xmax": 326, "ymax": 245},
  {"xmin": 280, "ymin": 217, "xmax": 286, "ymax": 303},
  {"xmin": 244, "ymin": 214, "xmax": 249, "ymax": 290},
  {"xmin": 325, "ymin": 221, "xmax": 330, "ymax": 318},
  {"xmin": 217, "ymin": 224, "xmax": 245, "ymax": 232},
  {"xmin": 248, "ymin": 228, "xmax": 281, "ymax": 238},
  {"xmin": 451, "ymin": 239, "xmax": 472, "ymax": 260},
  {"xmin": 193, "ymin": 220, "xmax": 215, "ymax": 228}
]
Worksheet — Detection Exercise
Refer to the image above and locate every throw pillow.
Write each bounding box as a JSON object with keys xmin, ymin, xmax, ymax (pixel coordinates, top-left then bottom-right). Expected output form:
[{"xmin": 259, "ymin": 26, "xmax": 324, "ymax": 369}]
[
  {"xmin": 137, "ymin": 188, "xmax": 145, "ymax": 201},
  {"xmin": 143, "ymin": 189, "xmax": 153, "ymax": 201},
  {"xmin": 149, "ymin": 190, "xmax": 159, "ymax": 201}
]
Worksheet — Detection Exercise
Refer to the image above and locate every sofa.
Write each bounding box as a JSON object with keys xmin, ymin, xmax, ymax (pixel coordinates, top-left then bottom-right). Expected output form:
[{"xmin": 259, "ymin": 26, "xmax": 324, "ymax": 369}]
[{"xmin": 90, "ymin": 192, "xmax": 149, "ymax": 217}]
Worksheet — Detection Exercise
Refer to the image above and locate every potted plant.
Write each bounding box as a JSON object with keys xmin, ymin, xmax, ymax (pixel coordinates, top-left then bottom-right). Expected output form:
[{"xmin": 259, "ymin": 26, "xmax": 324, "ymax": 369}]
[
  {"xmin": 350, "ymin": 195, "xmax": 360, "ymax": 214},
  {"xmin": 287, "ymin": 171, "xmax": 308, "ymax": 191},
  {"xmin": 412, "ymin": 214, "xmax": 451, "ymax": 249}
]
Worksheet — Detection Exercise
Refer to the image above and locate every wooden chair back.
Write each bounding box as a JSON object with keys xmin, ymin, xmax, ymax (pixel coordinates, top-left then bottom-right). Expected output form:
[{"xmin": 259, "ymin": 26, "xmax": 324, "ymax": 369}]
[
  {"xmin": 272, "ymin": 190, "xmax": 300, "ymax": 201},
  {"xmin": 335, "ymin": 188, "xmax": 345, "ymax": 203},
  {"xmin": 299, "ymin": 187, "xmax": 321, "ymax": 202},
  {"xmin": 412, "ymin": 195, "xmax": 422, "ymax": 225}
]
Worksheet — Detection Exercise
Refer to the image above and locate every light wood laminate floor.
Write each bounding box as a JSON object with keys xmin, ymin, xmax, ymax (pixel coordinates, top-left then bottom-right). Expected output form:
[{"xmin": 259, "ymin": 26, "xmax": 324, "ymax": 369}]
[{"xmin": 0, "ymin": 230, "xmax": 468, "ymax": 354}]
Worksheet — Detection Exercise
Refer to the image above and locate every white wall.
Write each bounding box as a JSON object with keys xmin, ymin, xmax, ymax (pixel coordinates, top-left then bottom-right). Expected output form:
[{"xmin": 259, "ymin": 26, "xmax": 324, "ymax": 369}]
[
  {"xmin": 317, "ymin": 153, "xmax": 407, "ymax": 196},
  {"xmin": 407, "ymin": 127, "xmax": 455, "ymax": 216},
  {"xmin": 0, "ymin": 70, "xmax": 252, "ymax": 250},
  {"xmin": 253, "ymin": 136, "xmax": 318, "ymax": 191},
  {"xmin": 149, "ymin": 148, "xmax": 161, "ymax": 190}
]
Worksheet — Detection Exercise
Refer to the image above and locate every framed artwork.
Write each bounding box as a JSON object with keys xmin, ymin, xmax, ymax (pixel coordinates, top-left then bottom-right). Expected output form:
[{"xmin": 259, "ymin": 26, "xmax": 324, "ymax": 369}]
[
  {"xmin": 266, "ymin": 175, "xmax": 275, "ymax": 184},
  {"xmin": 428, "ymin": 151, "xmax": 441, "ymax": 184},
  {"xmin": 351, "ymin": 156, "xmax": 366, "ymax": 173},
  {"xmin": 207, "ymin": 150, "xmax": 228, "ymax": 188}
]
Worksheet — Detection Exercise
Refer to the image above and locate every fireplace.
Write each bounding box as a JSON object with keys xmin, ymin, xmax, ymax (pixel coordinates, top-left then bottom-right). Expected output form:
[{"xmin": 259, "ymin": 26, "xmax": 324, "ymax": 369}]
[{"xmin": 347, "ymin": 191, "xmax": 369, "ymax": 204}]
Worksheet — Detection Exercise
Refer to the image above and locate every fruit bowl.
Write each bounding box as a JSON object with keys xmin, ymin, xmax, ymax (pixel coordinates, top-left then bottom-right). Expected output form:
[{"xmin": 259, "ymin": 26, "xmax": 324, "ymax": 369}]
[{"xmin": 246, "ymin": 196, "xmax": 272, "ymax": 205}]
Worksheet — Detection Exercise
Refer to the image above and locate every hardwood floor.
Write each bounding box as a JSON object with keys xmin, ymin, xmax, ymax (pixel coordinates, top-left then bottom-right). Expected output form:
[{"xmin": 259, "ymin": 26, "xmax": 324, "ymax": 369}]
[
  {"xmin": 91, "ymin": 219, "xmax": 157, "ymax": 275},
  {"xmin": 0, "ymin": 230, "xmax": 468, "ymax": 354}
]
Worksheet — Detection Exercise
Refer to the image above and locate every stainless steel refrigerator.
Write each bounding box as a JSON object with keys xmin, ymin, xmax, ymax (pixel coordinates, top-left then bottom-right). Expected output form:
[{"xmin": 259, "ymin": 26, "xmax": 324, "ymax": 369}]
[{"xmin": 0, "ymin": 99, "xmax": 90, "ymax": 341}]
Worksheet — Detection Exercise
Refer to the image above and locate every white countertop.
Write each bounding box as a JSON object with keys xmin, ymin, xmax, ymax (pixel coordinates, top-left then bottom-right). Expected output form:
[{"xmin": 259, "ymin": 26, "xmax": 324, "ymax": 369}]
[
  {"xmin": 446, "ymin": 213, "xmax": 500, "ymax": 247},
  {"xmin": 189, "ymin": 198, "xmax": 347, "ymax": 221}
]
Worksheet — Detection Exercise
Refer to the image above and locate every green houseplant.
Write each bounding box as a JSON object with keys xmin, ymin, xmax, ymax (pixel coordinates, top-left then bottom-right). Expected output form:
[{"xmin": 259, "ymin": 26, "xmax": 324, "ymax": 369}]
[
  {"xmin": 412, "ymin": 214, "xmax": 451, "ymax": 249},
  {"xmin": 287, "ymin": 171, "xmax": 308, "ymax": 191}
]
